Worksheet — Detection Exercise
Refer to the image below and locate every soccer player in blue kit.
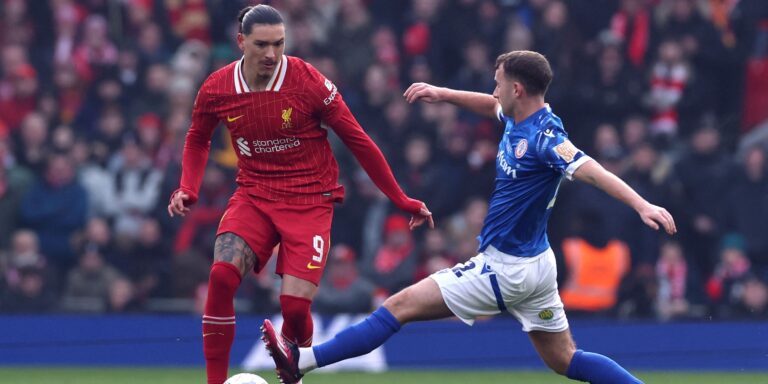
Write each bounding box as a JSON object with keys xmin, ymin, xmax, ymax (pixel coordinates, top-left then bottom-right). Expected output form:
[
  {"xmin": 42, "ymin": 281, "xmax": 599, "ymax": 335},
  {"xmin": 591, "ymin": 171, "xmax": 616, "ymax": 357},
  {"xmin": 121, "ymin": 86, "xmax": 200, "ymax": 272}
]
[{"xmin": 262, "ymin": 50, "xmax": 677, "ymax": 384}]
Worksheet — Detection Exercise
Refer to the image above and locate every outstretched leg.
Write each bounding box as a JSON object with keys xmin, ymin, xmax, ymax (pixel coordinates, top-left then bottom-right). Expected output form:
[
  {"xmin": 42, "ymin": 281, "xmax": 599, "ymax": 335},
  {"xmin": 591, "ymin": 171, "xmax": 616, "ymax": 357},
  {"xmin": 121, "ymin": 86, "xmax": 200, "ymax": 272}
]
[
  {"xmin": 528, "ymin": 329, "xmax": 643, "ymax": 383},
  {"xmin": 203, "ymin": 233, "xmax": 256, "ymax": 384},
  {"xmin": 262, "ymin": 277, "xmax": 453, "ymax": 384}
]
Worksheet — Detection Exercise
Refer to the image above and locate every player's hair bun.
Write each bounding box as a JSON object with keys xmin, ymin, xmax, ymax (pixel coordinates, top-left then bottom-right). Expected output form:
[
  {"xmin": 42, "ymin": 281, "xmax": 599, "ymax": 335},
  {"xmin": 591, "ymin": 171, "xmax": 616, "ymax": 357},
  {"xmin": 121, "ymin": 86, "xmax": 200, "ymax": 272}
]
[{"xmin": 237, "ymin": 6, "xmax": 253, "ymax": 24}]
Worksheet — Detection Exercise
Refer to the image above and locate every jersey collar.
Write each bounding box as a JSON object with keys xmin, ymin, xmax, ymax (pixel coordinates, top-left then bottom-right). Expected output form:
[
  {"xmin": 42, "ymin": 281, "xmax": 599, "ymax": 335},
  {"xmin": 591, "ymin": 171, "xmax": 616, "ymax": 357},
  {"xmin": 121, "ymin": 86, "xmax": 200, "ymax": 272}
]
[
  {"xmin": 513, "ymin": 104, "xmax": 551, "ymax": 127},
  {"xmin": 234, "ymin": 55, "xmax": 289, "ymax": 94}
]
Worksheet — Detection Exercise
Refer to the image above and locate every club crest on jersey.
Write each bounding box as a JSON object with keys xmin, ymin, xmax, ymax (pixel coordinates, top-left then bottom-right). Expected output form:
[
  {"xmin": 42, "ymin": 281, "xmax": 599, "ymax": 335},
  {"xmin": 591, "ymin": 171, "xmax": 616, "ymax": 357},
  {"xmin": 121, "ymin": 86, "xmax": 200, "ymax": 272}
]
[
  {"xmin": 282, "ymin": 107, "xmax": 293, "ymax": 129},
  {"xmin": 515, "ymin": 139, "xmax": 528, "ymax": 158}
]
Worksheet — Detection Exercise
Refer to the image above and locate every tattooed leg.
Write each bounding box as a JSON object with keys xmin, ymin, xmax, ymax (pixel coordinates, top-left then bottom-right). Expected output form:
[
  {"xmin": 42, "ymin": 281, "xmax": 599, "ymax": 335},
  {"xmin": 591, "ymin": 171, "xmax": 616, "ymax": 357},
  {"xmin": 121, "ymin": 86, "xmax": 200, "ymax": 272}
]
[
  {"xmin": 202, "ymin": 232, "xmax": 256, "ymax": 383},
  {"xmin": 214, "ymin": 232, "xmax": 257, "ymax": 277}
]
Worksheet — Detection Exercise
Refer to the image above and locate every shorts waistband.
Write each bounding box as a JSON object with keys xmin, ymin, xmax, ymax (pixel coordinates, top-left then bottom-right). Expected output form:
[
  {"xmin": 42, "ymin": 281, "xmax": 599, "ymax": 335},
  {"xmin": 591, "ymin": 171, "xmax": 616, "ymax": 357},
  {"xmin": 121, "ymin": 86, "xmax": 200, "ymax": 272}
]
[{"xmin": 482, "ymin": 245, "xmax": 551, "ymax": 264}]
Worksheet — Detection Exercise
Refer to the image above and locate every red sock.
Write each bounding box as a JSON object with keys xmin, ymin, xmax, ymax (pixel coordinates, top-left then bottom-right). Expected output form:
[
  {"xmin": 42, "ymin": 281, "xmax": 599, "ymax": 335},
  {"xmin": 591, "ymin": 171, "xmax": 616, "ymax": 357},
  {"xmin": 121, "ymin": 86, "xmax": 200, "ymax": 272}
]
[
  {"xmin": 279, "ymin": 294, "xmax": 314, "ymax": 347},
  {"xmin": 203, "ymin": 262, "xmax": 241, "ymax": 384}
]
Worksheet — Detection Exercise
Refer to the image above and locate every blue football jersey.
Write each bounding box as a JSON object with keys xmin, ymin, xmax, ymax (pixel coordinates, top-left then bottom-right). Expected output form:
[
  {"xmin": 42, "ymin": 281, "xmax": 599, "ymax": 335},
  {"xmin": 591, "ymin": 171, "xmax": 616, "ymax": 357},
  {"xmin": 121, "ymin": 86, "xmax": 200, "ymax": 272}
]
[{"xmin": 477, "ymin": 105, "xmax": 592, "ymax": 257}]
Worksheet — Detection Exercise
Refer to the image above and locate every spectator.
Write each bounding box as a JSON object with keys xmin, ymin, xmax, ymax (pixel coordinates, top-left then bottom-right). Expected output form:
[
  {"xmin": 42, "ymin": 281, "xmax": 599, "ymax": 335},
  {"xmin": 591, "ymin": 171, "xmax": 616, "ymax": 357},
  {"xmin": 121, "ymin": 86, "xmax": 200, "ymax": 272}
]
[
  {"xmin": 314, "ymin": 244, "xmax": 375, "ymax": 314},
  {"xmin": 362, "ymin": 214, "xmax": 418, "ymax": 295},
  {"xmin": 621, "ymin": 115, "xmax": 650, "ymax": 151},
  {"xmin": 706, "ymin": 234, "xmax": 763, "ymax": 318},
  {"xmin": 62, "ymin": 244, "xmax": 123, "ymax": 312},
  {"xmin": 673, "ymin": 125, "xmax": 733, "ymax": 276},
  {"xmin": 446, "ymin": 197, "xmax": 488, "ymax": 262},
  {"xmin": 610, "ymin": 0, "xmax": 652, "ymax": 69},
  {"xmin": 451, "ymin": 39, "xmax": 495, "ymax": 94},
  {"xmin": 725, "ymin": 146, "xmax": 768, "ymax": 277},
  {"xmin": 72, "ymin": 15, "xmax": 118, "ymax": 81},
  {"xmin": 2, "ymin": 230, "xmax": 55, "ymax": 290},
  {"xmin": 656, "ymin": 240, "xmax": 690, "ymax": 320},
  {"xmin": 19, "ymin": 152, "xmax": 87, "ymax": 271},
  {"xmin": 106, "ymin": 135, "xmax": 163, "ymax": 240},
  {"xmin": 0, "ymin": 62, "xmax": 37, "ymax": 131},
  {"xmin": 107, "ymin": 277, "xmax": 141, "ymax": 312},
  {"xmin": 327, "ymin": 0, "xmax": 374, "ymax": 87},
  {"xmin": 623, "ymin": 141, "xmax": 670, "ymax": 265},
  {"xmin": 13, "ymin": 111, "xmax": 48, "ymax": 174},
  {"xmin": 0, "ymin": 137, "xmax": 34, "ymax": 248},
  {"xmin": 647, "ymin": 39, "xmax": 690, "ymax": 139},
  {"xmin": 416, "ymin": 228, "xmax": 457, "ymax": 281},
  {"xmin": 76, "ymin": 217, "xmax": 115, "ymax": 261},
  {"xmin": 132, "ymin": 63, "xmax": 171, "ymax": 117},
  {"xmin": 560, "ymin": 211, "xmax": 631, "ymax": 314},
  {"xmin": 573, "ymin": 40, "xmax": 644, "ymax": 138},
  {"xmin": 119, "ymin": 218, "xmax": 171, "ymax": 300},
  {"xmin": 2, "ymin": 265, "xmax": 57, "ymax": 312}
]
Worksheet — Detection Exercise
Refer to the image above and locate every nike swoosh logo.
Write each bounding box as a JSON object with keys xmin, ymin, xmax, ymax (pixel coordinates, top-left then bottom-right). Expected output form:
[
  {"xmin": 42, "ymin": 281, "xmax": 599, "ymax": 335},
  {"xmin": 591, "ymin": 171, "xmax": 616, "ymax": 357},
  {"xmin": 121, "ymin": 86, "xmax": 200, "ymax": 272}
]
[
  {"xmin": 227, "ymin": 115, "xmax": 244, "ymax": 123},
  {"xmin": 307, "ymin": 263, "xmax": 322, "ymax": 270},
  {"xmin": 542, "ymin": 130, "xmax": 555, "ymax": 138},
  {"xmin": 203, "ymin": 332, "xmax": 225, "ymax": 337}
]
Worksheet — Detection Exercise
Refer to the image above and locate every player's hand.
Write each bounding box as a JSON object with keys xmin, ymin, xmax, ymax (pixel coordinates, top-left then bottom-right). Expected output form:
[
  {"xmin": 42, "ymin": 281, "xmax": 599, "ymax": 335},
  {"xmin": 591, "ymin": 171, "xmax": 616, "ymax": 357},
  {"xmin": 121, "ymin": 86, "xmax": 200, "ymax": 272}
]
[
  {"xmin": 403, "ymin": 82, "xmax": 444, "ymax": 104},
  {"xmin": 168, "ymin": 190, "xmax": 191, "ymax": 217},
  {"xmin": 409, "ymin": 202, "xmax": 434, "ymax": 230},
  {"xmin": 638, "ymin": 203, "xmax": 676, "ymax": 235}
]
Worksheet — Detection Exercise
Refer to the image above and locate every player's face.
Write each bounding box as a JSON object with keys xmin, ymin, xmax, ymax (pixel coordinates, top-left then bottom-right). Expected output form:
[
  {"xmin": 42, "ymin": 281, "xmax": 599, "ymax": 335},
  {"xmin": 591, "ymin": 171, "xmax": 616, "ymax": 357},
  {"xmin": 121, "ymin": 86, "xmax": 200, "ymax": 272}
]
[
  {"xmin": 492, "ymin": 67, "xmax": 519, "ymax": 116},
  {"xmin": 238, "ymin": 23, "xmax": 286, "ymax": 79}
]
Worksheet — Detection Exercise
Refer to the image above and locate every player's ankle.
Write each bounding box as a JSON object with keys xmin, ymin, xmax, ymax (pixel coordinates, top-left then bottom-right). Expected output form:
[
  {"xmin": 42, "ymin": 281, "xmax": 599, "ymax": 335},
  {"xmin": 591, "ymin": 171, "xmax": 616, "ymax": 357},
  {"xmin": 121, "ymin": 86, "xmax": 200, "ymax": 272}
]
[{"xmin": 298, "ymin": 347, "xmax": 317, "ymax": 373}]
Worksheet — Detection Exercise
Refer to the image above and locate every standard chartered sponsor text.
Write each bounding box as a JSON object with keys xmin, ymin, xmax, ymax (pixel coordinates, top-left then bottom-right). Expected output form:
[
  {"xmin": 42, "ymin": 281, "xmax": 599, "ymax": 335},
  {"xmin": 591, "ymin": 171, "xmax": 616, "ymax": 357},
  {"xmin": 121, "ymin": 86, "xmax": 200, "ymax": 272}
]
[{"xmin": 251, "ymin": 137, "xmax": 301, "ymax": 153}]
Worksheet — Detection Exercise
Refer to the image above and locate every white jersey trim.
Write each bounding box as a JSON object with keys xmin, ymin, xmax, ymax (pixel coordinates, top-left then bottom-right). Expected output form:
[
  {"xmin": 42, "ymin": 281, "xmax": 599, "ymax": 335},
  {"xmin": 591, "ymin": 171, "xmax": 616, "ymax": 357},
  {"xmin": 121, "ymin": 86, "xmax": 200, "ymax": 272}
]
[
  {"xmin": 234, "ymin": 57, "xmax": 251, "ymax": 94},
  {"xmin": 234, "ymin": 55, "xmax": 287, "ymax": 93},
  {"xmin": 266, "ymin": 55, "xmax": 288, "ymax": 91},
  {"xmin": 234, "ymin": 58, "xmax": 243, "ymax": 94},
  {"xmin": 238, "ymin": 57, "xmax": 250, "ymax": 93},
  {"xmin": 273, "ymin": 55, "xmax": 288, "ymax": 91},
  {"xmin": 565, "ymin": 155, "xmax": 592, "ymax": 180}
]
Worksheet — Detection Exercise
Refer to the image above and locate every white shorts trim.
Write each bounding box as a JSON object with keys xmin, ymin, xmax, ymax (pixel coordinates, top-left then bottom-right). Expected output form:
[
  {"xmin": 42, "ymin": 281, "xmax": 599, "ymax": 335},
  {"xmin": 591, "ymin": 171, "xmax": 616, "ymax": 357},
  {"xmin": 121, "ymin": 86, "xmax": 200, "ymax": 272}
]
[{"xmin": 430, "ymin": 246, "xmax": 569, "ymax": 332}]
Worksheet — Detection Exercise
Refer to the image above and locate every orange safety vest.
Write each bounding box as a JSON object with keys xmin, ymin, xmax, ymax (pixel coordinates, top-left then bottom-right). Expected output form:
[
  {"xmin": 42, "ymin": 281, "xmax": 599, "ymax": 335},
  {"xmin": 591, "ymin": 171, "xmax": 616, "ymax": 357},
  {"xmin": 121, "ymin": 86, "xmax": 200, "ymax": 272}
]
[{"xmin": 560, "ymin": 237, "xmax": 630, "ymax": 311}]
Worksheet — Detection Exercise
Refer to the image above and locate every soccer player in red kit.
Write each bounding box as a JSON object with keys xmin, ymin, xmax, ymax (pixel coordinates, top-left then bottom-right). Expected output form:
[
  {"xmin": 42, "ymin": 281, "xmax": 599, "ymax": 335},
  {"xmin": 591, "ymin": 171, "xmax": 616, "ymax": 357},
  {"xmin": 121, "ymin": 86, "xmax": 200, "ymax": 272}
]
[{"xmin": 167, "ymin": 5, "xmax": 433, "ymax": 384}]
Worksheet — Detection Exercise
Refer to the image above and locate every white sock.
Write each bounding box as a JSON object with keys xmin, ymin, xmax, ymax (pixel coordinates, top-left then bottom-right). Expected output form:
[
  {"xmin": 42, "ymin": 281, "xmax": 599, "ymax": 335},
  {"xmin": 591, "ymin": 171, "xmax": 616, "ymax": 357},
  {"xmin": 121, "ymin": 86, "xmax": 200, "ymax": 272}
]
[{"xmin": 298, "ymin": 347, "xmax": 317, "ymax": 374}]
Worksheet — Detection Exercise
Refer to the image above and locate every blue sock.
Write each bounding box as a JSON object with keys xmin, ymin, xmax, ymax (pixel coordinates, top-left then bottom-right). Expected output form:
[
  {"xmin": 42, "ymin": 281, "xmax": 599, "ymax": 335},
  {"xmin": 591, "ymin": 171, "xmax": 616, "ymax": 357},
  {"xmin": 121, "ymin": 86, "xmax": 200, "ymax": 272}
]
[
  {"xmin": 566, "ymin": 349, "xmax": 643, "ymax": 384},
  {"xmin": 313, "ymin": 307, "xmax": 401, "ymax": 367}
]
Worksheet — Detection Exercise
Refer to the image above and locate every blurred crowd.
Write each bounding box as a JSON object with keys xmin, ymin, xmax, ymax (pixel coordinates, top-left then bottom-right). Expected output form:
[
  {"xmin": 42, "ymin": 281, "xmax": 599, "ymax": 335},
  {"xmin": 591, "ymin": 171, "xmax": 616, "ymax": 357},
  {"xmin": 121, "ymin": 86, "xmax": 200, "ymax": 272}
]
[{"xmin": 1, "ymin": 0, "xmax": 767, "ymax": 321}]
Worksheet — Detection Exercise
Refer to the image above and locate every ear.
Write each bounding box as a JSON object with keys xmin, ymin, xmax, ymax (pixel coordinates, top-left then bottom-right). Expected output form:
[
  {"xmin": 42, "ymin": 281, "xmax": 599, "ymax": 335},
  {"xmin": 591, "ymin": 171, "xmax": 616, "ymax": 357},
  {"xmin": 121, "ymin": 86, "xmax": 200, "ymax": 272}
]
[
  {"xmin": 513, "ymin": 81, "xmax": 524, "ymax": 98},
  {"xmin": 236, "ymin": 33, "xmax": 245, "ymax": 51}
]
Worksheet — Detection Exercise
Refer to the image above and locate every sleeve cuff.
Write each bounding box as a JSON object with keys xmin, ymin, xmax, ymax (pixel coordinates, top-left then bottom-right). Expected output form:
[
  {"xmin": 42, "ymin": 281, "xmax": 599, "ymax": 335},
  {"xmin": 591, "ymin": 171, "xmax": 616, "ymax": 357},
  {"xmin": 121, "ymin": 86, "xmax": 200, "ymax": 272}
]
[{"xmin": 565, "ymin": 155, "xmax": 592, "ymax": 180}]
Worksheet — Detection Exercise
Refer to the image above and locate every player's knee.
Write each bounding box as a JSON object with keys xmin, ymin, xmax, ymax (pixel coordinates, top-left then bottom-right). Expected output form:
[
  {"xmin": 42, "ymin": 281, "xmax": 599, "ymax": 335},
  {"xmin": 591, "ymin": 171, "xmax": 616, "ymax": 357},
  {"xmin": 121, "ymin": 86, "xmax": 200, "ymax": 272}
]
[
  {"xmin": 209, "ymin": 261, "xmax": 242, "ymax": 292},
  {"xmin": 547, "ymin": 345, "xmax": 576, "ymax": 375}
]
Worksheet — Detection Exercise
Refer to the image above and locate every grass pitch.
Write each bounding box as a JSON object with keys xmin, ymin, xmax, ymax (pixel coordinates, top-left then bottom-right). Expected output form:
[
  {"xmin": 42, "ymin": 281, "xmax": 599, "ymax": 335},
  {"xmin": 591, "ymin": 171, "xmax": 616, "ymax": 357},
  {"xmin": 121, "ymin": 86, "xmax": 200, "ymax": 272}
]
[{"xmin": 0, "ymin": 368, "xmax": 766, "ymax": 384}]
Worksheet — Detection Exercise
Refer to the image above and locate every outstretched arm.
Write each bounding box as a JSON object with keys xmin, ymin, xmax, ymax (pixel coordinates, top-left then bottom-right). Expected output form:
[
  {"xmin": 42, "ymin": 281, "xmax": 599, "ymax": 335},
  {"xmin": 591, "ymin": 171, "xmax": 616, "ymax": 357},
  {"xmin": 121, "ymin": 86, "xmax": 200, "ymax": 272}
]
[
  {"xmin": 404, "ymin": 82, "xmax": 499, "ymax": 120},
  {"xmin": 328, "ymin": 102, "xmax": 434, "ymax": 230},
  {"xmin": 573, "ymin": 160, "xmax": 677, "ymax": 235}
]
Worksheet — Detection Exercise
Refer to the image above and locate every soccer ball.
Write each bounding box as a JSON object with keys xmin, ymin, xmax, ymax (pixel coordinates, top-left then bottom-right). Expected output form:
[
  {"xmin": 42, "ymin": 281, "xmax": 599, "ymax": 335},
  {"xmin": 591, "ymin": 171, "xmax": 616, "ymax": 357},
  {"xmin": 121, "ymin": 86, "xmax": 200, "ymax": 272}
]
[{"xmin": 224, "ymin": 373, "xmax": 269, "ymax": 384}]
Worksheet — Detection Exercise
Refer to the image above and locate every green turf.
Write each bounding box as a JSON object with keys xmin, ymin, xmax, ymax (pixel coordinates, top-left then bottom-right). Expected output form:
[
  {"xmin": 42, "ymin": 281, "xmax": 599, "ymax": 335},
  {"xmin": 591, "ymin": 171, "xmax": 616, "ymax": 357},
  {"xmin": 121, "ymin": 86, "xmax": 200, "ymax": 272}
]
[{"xmin": 0, "ymin": 368, "xmax": 765, "ymax": 384}]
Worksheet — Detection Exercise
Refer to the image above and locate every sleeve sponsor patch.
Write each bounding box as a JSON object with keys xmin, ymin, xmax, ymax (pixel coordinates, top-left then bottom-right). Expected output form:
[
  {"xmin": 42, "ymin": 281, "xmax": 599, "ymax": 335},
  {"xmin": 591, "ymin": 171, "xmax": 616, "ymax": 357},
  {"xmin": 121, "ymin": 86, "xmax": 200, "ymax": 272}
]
[
  {"xmin": 554, "ymin": 140, "xmax": 579, "ymax": 163},
  {"xmin": 323, "ymin": 78, "xmax": 338, "ymax": 105}
]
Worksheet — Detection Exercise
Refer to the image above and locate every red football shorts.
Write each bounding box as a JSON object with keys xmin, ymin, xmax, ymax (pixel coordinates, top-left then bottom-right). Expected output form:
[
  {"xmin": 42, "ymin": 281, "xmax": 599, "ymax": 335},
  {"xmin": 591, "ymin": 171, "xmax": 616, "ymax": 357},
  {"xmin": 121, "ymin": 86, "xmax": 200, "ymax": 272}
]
[{"xmin": 216, "ymin": 188, "xmax": 333, "ymax": 285}]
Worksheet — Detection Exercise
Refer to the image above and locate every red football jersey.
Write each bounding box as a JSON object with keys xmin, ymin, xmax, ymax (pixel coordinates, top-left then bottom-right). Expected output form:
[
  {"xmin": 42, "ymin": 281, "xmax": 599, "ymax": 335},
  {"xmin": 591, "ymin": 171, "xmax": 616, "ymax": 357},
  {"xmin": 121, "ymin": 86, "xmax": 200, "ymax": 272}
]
[{"xmin": 179, "ymin": 55, "xmax": 419, "ymax": 211}]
